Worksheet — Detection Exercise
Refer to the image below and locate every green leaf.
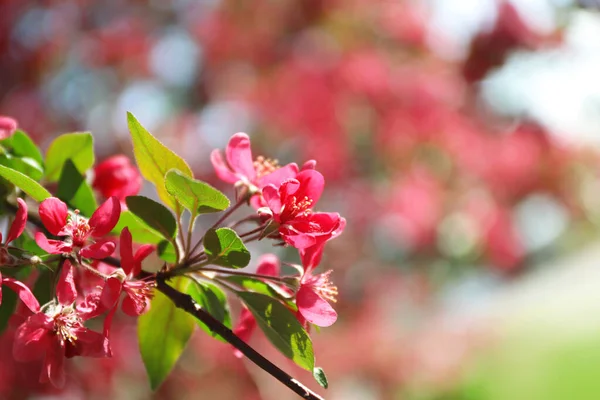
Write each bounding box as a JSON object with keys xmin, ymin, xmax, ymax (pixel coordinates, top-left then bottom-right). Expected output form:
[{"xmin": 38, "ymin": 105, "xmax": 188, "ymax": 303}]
[
  {"xmin": 237, "ymin": 292, "xmax": 315, "ymax": 371},
  {"xmin": 45, "ymin": 132, "xmax": 94, "ymax": 181},
  {"xmin": 0, "ymin": 164, "xmax": 51, "ymax": 201},
  {"xmin": 165, "ymin": 169, "xmax": 230, "ymax": 217},
  {"xmin": 313, "ymin": 367, "xmax": 329, "ymax": 389},
  {"xmin": 0, "ymin": 155, "xmax": 43, "ymax": 181},
  {"xmin": 57, "ymin": 159, "xmax": 98, "ymax": 216},
  {"xmin": 157, "ymin": 240, "xmax": 177, "ymax": 264},
  {"xmin": 127, "ymin": 113, "xmax": 192, "ymax": 213},
  {"xmin": 126, "ymin": 196, "xmax": 177, "ymax": 239},
  {"xmin": 203, "ymin": 228, "xmax": 251, "ymax": 269},
  {"xmin": 223, "ymin": 275, "xmax": 297, "ymax": 311},
  {"xmin": 138, "ymin": 277, "xmax": 196, "ymax": 390},
  {"xmin": 1, "ymin": 130, "xmax": 44, "ymax": 165},
  {"xmin": 186, "ymin": 281, "xmax": 231, "ymax": 343}
]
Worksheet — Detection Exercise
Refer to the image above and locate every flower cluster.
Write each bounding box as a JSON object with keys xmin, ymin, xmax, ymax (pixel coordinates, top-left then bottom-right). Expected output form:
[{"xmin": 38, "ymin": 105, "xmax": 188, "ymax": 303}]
[
  {"xmin": 212, "ymin": 133, "xmax": 346, "ymax": 345},
  {"xmin": 4, "ymin": 173, "xmax": 154, "ymax": 387}
]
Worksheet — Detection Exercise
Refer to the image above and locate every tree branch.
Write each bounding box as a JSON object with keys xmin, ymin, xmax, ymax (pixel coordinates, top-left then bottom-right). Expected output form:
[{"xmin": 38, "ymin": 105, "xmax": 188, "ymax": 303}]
[{"xmin": 155, "ymin": 275, "xmax": 325, "ymax": 400}]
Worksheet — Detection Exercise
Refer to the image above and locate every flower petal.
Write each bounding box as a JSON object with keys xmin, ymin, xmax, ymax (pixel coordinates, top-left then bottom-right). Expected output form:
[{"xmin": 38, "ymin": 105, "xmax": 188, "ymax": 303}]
[
  {"xmin": 296, "ymin": 286, "xmax": 337, "ymax": 327},
  {"xmin": 295, "ymin": 169, "xmax": 325, "ymax": 205},
  {"xmin": 122, "ymin": 291, "xmax": 148, "ymax": 316},
  {"xmin": 89, "ymin": 197, "xmax": 121, "ymax": 237},
  {"xmin": 257, "ymin": 163, "xmax": 299, "ymax": 188},
  {"xmin": 226, "ymin": 133, "xmax": 256, "ymax": 181},
  {"xmin": 57, "ymin": 260, "xmax": 77, "ymax": 306},
  {"xmin": 34, "ymin": 232, "xmax": 70, "ymax": 254},
  {"xmin": 39, "ymin": 197, "xmax": 68, "ymax": 236},
  {"xmin": 69, "ymin": 328, "xmax": 111, "ymax": 358},
  {"xmin": 210, "ymin": 149, "xmax": 239, "ymax": 184},
  {"xmin": 119, "ymin": 227, "xmax": 134, "ymax": 275},
  {"xmin": 42, "ymin": 337, "xmax": 66, "ymax": 388},
  {"xmin": 80, "ymin": 239, "xmax": 116, "ymax": 259},
  {"xmin": 133, "ymin": 244, "xmax": 155, "ymax": 276},
  {"xmin": 6, "ymin": 198, "xmax": 28, "ymax": 243},
  {"xmin": 100, "ymin": 276, "xmax": 123, "ymax": 311},
  {"xmin": 13, "ymin": 313, "xmax": 53, "ymax": 361},
  {"xmin": 2, "ymin": 277, "xmax": 40, "ymax": 313},
  {"xmin": 262, "ymin": 184, "xmax": 282, "ymax": 216},
  {"xmin": 300, "ymin": 244, "xmax": 325, "ymax": 274}
]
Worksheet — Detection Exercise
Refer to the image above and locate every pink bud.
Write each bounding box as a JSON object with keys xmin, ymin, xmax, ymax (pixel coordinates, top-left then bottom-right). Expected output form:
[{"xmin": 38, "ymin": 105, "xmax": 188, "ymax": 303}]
[
  {"xmin": 0, "ymin": 116, "xmax": 17, "ymax": 140},
  {"xmin": 93, "ymin": 155, "xmax": 142, "ymax": 201}
]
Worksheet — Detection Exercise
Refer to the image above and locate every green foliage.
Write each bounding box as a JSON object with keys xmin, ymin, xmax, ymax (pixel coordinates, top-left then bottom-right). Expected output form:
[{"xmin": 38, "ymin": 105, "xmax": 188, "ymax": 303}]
[
  {"xmin": 203, "ymin": 228, "xmax": 251, "ymax": 269},
  {"xmin": 126, "ymin": 196, "xmax": 177, "ymax": 240},
  {"xmin": 138, "ymin": 277, "xmax": 196, "ymax": 390},
  {"xmin": 1, "ymin": 130, "xmax": 44, "ymax": 166},
  {"xmin": 0, "ymin": 164, "xmax": 51, "ymax": 201},
  {"xmin": 224, "ymin": 275, "xmax": 297, "ymax": 311},
  {"xmin": 57, "ymin": 160, "xmax": 98, "ymax": 216},
  {"xmin": 45, "ymin": 132, "xmax": 94, "ymax": 181},
  {"xmin": 165, "ymin": 169, "xmax": 230, "ymax": 217},
  {"xmin": 186, "ymin": 280, "xmax": 232, "ymax": 343},
  {"xmin": 127, "ymin": 112, "xmax": 192, "ymax": 214},
  {"xmin": 237, "ymin": 292, "xmax": 315, "ymax": 371},
  {"xmin": 313, "ymin": 367, "xmax": 329, "ymax": 389}
]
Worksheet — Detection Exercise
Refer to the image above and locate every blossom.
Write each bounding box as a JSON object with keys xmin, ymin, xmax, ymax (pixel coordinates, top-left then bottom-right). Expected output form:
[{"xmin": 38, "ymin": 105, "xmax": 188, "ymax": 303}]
[
  {"xmin": 0, "ymin": 116, "xmax": 18, "ymax": 140},
  {"xmin": 93, "ymin": 155, "xmax": 142, "ymax": 201},
  {"xmin": 34, "ymin": 197, "xmax": 120, "ymax": 260},
  {"xmin": 12, "ymin": 260, "xmax": 110, "ymax": 388},
  {"xmin": 232, "ymin": 254, "xmax": 280, "ymax": 358},
  {"xmin": 296, "ymin": 244, "xmax": 338, "ymax": 327},
  {"xmin": 100, "ymin": 227, "xmax": 155, "ymax": 316},
  {"xmin": 261, "ymin": 169, "xmax": 346, "ymax": 249},
  {"xmin": 211, "ymin": 132, "xmax": 300, "ymax": 197}
]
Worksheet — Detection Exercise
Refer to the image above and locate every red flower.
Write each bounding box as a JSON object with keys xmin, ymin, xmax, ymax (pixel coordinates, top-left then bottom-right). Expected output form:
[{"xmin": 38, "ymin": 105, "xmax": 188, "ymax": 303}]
[
  {"xmin": 296, "ymin": 244, "xmax": 338, "ymax": 327},
  {"xmin": 34, "ymin": 197, "xmax": 120, "ymax": 260},
  {"xmin": 0, "ymin": 274, "xmax": 39, "ymax": 312},
  {"xmin": 232, "ymin": 254, "xmax": 280, "ymax": 358},
  {"xmin": 100, "ymin": 228, "xmax": 155, "ymax": 316},
  {"xmin": 0, "ymin": 116, "xmax": 17, "ymax": 140},
  {"xmin": 12, "ymin": 260, "xmax": 110, "ymax": 388},
  {"xmin": 211, "ymin": 132, "xmax": 299, "ymax": 196},
  {"xmin": 93, "ymin": 155, "xmax": 142, "ymax": 201},
  {"xmin": 261, "ymin": 169, "xmax": 346, "ymax": 249}
]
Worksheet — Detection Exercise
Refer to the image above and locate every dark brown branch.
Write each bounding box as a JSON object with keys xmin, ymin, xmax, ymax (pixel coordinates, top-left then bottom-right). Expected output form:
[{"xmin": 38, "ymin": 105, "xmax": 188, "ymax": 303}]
[{"xmin": 155, "ymin": 275, "xmax": 324, "ymax": 400}]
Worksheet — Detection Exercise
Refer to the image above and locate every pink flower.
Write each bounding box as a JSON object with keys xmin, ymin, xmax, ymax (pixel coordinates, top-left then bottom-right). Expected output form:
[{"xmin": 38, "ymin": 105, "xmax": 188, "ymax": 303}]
[
  {"xmin": 93, "ymin": 155, "xmax": 142, "ymax": 202},
  {"xmin": 0, "ymin": 116, "xmax": 18, "ymax": 140},
  {"xmin": 12, "ymin": 260, "xmax": 110, "ymax": 388},
  {"xmin": 34, "ymin": 197, "xmax": 120, "ymax": 260},
  {"xmin": 100, "ymin": 228, "xmax": 155, "ymax": 316},
  {"xmin": 210, "ymin": 132, "xmax": 300, "ymax": 198},
  {"xmin": 262, "ymin": 169, "xmax": 346, "ymax": 249},
  {"xmin": 296, "ymin": 244, "xmax": 338, "ymax": 327},
  {"xmin": 232, "ymin": 254, "xmax": 280, "ymax": 358}
]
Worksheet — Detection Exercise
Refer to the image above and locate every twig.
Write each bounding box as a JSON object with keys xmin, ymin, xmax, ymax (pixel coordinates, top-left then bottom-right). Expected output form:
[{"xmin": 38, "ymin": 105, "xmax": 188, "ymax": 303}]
[{"xmin": 155, "ymin": 275, "xmax": 324, "ymax": 400}]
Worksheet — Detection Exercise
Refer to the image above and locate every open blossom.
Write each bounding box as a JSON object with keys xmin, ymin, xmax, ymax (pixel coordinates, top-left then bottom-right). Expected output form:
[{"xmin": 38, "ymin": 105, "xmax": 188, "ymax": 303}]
[
  {"xmin": 261, "ymin": 169, "xmax": 346, "ymax": 249},
  {"xmin": 296, "ymin": 244, "xmax": 338, "ymax": 327},
  {"xmin": 211, "ymin": 133, "xmax": 301, "ymax": 201},
  {"xmin": 233, "ymin": 254, "xmax": 280, "ymax": 357},
  {"xmin": 34, "ymin": 197, "xmax": 120, "ymax": 260},
  {"xmin": 100, "ymin": 227, "xmax": 155, "ymax": 316},
  {"xmin": 93, "ymin": 155, "xmax": 142, "ymax": 201},
  {"xmin": 12, "ymin": 260, "xmax": 110, "ymax": 388}
]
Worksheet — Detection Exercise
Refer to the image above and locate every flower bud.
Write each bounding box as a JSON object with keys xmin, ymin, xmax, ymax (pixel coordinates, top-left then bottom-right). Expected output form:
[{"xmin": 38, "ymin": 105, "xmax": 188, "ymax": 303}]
[
  {"xmin": 93, "ymin": 155, "xmax": 142, "ymax": 201},
  {"xmin": 0, "ymin": 116, "xmax": 17, "ymax": 140}
]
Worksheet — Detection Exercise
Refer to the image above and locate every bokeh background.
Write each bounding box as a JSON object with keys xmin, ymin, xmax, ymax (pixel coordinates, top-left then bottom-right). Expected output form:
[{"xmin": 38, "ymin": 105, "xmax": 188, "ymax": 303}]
[{"xmin": 3, "ymin": 0, "xmax": 600, "ymax": 399}]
